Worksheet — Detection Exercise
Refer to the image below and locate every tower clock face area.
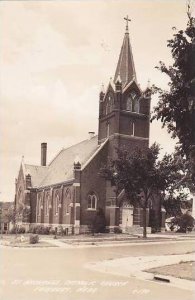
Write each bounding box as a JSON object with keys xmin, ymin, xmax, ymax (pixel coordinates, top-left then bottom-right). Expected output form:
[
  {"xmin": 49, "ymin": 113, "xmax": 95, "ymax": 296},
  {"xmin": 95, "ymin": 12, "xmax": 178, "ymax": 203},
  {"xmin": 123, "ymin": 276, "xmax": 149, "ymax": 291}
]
[{"xmin": 126, "ymin": 90, "xmax": 140, "ymax": 113}]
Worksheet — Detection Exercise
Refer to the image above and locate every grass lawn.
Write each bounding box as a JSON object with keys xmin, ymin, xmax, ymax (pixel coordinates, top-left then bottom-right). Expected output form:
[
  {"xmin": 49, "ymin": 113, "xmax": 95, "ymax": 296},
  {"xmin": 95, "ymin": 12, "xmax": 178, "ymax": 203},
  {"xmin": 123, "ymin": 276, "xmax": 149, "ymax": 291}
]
[
  {"xmin": 0, "ymin": 234, "xmax": 57, "ymax": 247},
  {"xmin": 146, "ymin": 261, "xmax": 195, "ymax": 281}
]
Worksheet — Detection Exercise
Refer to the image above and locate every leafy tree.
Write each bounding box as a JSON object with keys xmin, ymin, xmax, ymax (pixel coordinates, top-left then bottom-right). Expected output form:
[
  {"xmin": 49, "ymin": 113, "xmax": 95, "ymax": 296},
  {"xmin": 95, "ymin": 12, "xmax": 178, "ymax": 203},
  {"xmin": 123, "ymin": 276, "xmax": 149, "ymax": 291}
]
[
  {"xmin": 100, "ymin": 143, "xmax": 183, "ymax": 238},
  {"xmin": 151, "ymin": 12, "xmax": 195, "ymax": 180},
  {"xmin": 163, "ymin": 191, "xmax": 192, "ymax": 218},
  {"xmin": 177, "ymin": 211, "xmax": 194, "ymax": 232},
  {"xmin": 6, "ymin": 203, "xmax": 30, "ymax": 235}
]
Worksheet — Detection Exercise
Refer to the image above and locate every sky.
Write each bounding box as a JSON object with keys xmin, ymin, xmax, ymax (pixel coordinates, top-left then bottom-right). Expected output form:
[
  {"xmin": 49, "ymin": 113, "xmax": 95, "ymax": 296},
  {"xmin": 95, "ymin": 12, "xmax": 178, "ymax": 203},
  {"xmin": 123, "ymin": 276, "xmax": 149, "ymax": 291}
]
[{"xmin": 0, "ymin": 0, "xmax": 192, "ymax": 202}]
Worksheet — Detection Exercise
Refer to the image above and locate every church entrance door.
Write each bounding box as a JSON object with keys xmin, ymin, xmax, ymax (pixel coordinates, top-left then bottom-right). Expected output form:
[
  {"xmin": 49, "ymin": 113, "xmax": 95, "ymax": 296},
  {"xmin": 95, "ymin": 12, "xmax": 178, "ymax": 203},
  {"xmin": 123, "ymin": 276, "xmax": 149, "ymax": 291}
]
[{"xmin": 121, "ymin": 203, "xmax": 133, "ymax": 232}]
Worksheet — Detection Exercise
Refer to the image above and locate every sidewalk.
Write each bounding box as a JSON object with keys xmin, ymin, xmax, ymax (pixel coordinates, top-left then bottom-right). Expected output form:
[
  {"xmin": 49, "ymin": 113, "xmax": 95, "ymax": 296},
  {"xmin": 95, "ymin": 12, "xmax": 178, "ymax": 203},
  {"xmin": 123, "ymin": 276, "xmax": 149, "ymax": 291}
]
[
  {"xmin": 85, "ymin": 253, "xmax": 195, "ymax": 291},
  {"xmin": 46, "ymin": 231, "xmax": 195, "ymax": 247},
  {"xmin": 49, "ymin": 231, "xmax": 195, "ymax": 244},
  {"xmin": 42, "ymin": 237, "xmax": 195, "ymax": 249},
  {"xmin": 1, "ymin": 231, "xmax": 195, "ymax": 248}
]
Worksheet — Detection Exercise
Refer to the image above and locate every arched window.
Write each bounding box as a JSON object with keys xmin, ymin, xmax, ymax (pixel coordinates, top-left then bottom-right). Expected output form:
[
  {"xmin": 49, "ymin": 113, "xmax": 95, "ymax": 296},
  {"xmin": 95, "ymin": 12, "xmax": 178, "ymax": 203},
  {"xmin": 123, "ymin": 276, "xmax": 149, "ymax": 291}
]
[
  {"xmin": 126, "ymin": 97, "xmax": 132, "ymax": 111},
  {"xmin": 87, "ymin": 192, "xmax": 97, "ymax": 210},
  {"xmin": 65, "ymin": 189, "xmax": 71, "ymax": 214},
  {"xmin": 45, "ymin": 193, "xmax": 50, "ymax": 216},
  {"xmin": 126, "ymin": 91, "xmax": 139, "ymax": 113},
  {"xmin": 37, "ymin": 195, "xmax": 42, "ymax": 216},
  {"xmin": 54, "ymin": 193, "xmax": 60, "ymax": 215},
  {"xmin": 105, "ymin": 94, "xmax": 114, "ymax": 115}
]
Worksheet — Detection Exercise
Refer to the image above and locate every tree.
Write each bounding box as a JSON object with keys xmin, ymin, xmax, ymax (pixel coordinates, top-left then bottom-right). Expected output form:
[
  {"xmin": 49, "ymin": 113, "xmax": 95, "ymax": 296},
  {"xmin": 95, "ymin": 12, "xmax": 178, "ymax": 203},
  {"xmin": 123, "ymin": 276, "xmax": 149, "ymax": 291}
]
[
  {"xmin": 6, "ymin": 203, "xmax": 30, "ymax": 235},
  {"xmin": 151, "ymin": 12, "xmax": 195, "ymax": 180},
  {"xmin": 100, "ymin": 144, "xmax": 183, "ymax": 238},
  {"xmin": 163, "ymin": 191, "xmax": 192, "ymax": 218}
]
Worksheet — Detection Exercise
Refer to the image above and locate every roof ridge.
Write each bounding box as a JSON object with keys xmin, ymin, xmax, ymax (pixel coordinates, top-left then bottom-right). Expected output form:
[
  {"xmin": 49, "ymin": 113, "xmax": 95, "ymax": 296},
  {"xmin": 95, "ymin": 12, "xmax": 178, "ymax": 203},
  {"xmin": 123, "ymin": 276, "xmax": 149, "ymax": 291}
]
[
  {"xmin": 24, "ymin": 163, "xmax": 48, "ymax": 168},
  {"xmin": 48, "ymin": 136, "xmax": 98, "ymax": 166}
]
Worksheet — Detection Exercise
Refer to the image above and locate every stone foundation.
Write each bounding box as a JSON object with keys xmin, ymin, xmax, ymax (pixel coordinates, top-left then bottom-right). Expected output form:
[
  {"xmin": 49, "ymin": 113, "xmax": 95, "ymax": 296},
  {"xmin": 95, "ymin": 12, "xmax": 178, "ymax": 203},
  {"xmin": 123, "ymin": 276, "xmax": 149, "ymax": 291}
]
[
  {"xmin": 119, "ymin": 225, "xmax": 151, "ymax": 235},
  {"xmin": 79, "ymin": 225, "xmax": 91, "ymax": 234},
  {"xmin": 29, "ymin": 223, "xmax": 73, "ymax": 235}
]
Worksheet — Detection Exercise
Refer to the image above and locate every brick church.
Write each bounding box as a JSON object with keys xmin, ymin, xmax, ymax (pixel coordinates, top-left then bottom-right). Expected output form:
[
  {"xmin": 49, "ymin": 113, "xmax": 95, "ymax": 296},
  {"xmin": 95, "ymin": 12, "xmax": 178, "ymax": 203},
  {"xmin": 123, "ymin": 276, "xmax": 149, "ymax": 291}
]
[{"xmin": 15, "ymin": 18, "xmax": 164, "ymax": 234}]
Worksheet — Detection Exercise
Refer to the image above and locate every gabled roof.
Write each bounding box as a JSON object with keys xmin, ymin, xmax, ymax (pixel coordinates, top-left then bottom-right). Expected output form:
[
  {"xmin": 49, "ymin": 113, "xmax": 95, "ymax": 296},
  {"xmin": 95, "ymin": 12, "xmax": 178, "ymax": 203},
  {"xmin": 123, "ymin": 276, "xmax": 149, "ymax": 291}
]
[
  {"xmin": 24, "ymin": 164, "xmax": 48, "ymax": 187},
  {"xmin": 23, "ymin": 136, "xmax": 103, "ymax": 188},
  {"xmin": 122, "ymin": 79, "xmax": 142, "ymax": 94},
  {"xmin": 40, "ymin": 136, "xmax": 99, "ymax": 187},
  {"xmin": 114, "ymin": 31, "xmax": 137, "ymax": 88}
]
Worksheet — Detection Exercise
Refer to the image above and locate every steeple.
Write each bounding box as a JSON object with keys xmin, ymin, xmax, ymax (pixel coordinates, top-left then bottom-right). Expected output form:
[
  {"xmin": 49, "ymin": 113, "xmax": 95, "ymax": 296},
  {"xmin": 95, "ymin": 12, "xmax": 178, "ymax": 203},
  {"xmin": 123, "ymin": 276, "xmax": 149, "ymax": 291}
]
[{"xmin": 114, "ymin": 16, "xmax": 137, "ymax": 88}]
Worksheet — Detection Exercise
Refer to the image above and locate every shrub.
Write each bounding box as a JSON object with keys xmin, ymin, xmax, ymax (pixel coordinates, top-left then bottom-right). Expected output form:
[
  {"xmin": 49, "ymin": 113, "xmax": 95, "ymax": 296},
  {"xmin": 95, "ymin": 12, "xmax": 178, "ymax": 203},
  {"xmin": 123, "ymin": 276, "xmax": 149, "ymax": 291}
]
[
  {"xmin": 36, "ymin": 226, "xmax": 44, "ymax": 234},
  {"xmin": 29, "ymin": 225, "xmax": 39, "ymax": 234},
  {"xmin": 9, "ymin": 227, "xmax": 17, "ymax": 234},
  {"xmin": 18, "ymin": 227, "xmax": 26, "ymax": 234},
  {"xmin": 29, "ymin": 234, "xmax": 39, "ymax": 244},
  {"xmin": 177, "ymin": 213, "xmax": 194, "ymax": 233},
  {"xmin": 58, "ymin": 226, "xmax": 64, "ymax": 236},
  {"xmin": 50, "ymin": 229, "xmax": 56, "ymax": 235},
  {"xmin": 43, "ymin": 227, "xmax": 50, "ymax": 235},
  {"xmin": 114, "ymin": 227, "xmax": 122, "ymax": 234},
  {"xmin": 29, "ymin": 225, "xmax": 50, "ymax": 235}
]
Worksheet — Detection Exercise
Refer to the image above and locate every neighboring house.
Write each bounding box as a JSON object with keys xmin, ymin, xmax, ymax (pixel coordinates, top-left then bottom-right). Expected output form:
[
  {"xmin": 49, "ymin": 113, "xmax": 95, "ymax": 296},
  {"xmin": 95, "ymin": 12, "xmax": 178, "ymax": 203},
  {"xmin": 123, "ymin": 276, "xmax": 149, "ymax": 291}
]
[
  {"xmin": 15, "ymin": 21, "xmax": 164, "ymax": 234},
  {"xmin": 0, "ymin": 202, "xmax": 14, "ymax": 232}
]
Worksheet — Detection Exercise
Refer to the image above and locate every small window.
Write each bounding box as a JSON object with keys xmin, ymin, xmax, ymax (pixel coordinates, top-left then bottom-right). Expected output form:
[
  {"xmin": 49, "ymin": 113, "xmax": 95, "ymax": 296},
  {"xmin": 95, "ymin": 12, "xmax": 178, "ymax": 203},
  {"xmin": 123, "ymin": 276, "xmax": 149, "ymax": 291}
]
[{"xmin": 87, "ymin": 192, "xmax": 97, "ymax": 210}]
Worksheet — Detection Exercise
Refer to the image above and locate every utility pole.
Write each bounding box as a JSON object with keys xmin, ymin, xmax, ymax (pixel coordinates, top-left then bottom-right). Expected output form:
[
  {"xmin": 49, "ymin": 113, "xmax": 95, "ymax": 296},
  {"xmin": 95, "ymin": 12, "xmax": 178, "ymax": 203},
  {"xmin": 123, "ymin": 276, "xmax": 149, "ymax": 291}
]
[{"xmin": 188, "ymin": 15, "xmax": 195, "ymax": 217}]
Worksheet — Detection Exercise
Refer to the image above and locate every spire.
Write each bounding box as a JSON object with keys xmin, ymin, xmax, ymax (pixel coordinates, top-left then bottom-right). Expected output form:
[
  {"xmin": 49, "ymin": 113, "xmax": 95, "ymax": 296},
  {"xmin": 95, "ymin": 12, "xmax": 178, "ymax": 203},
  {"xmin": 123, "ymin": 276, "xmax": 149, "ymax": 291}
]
[{"xmin": 114, "ymin": 16, "xmax": 137, "ymax": 88}]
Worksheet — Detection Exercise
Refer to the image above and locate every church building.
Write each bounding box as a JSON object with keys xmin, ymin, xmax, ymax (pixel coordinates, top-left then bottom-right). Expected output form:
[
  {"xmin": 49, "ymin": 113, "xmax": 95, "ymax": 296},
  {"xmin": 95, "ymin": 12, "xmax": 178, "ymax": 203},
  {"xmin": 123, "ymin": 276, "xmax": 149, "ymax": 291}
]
[{"xmin": 15, "ymin": 18, "xmax": 163, "ymax": 234}]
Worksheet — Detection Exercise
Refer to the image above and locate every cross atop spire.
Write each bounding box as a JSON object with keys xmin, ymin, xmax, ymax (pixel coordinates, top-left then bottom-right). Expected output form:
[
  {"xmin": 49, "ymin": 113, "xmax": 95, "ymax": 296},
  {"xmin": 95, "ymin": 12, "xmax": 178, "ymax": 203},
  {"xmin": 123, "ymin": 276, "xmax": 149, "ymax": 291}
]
[
  {"xmin": 124, "ymin": 15, "xmax": 131, "ymax": 33},
  {"xmin": 114, "ymin": 17, "xmax": 137, "ymax": 87}
]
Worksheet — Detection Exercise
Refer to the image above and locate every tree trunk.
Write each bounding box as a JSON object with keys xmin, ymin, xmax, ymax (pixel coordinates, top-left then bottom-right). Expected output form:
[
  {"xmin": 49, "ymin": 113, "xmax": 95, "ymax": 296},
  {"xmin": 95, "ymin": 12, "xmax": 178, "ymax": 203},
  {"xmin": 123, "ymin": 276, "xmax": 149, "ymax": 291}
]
[{"xmin": 143, "ymin": 206, "xmax": 147, "ymax": 238}]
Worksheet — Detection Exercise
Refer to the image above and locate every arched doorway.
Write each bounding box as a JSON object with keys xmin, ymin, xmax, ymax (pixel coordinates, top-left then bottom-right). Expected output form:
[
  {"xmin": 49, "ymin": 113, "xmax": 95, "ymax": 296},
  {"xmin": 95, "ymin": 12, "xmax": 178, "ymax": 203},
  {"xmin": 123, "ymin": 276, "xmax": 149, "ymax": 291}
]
[{"xmin": 120, "ymin": 201, "xmax": 134, "ymax": 233}]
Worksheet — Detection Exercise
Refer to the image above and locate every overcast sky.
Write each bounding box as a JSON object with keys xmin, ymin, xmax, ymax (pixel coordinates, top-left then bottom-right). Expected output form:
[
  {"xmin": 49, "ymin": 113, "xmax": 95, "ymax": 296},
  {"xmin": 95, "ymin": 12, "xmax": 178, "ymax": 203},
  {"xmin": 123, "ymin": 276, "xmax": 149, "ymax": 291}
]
[{"xmin": 0, "ymin": 0, "xmax": 191, "ymax": 202}]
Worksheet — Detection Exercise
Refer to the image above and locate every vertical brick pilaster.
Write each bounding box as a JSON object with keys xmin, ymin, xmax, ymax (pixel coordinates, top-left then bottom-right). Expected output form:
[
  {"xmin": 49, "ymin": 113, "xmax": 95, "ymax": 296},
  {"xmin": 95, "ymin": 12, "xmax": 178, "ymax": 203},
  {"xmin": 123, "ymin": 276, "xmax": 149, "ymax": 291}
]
[
  {"xmin": 40, "ymin": 191, "xmax": 44, "ymax": 223},
  {"xmin": 49, "ymin": 188, "xmax": 53, "ymax": 225},
  {"xmin": 59, "ymin": 186, "xmax": 63, "ymax": 224},
  {"xmin": 73, "ymin": 162, "xmax": 81, "ymax": 234}
]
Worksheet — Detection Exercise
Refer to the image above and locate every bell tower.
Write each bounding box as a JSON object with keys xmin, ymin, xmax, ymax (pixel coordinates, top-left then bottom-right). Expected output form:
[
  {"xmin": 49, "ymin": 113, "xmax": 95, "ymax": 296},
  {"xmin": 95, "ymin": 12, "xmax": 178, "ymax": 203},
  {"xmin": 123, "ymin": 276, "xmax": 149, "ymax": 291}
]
[{"xmin": 98, "ymin": 16, "xmax": 151, "ymax": 159}]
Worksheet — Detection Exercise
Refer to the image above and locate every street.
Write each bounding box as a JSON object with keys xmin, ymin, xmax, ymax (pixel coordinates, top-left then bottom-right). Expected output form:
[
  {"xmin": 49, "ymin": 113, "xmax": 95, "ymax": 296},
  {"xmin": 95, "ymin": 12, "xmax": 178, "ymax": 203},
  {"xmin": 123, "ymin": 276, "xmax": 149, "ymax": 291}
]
[{"xmin": 0, "ymin": 240, "xmax": 194, "ymax": 300}]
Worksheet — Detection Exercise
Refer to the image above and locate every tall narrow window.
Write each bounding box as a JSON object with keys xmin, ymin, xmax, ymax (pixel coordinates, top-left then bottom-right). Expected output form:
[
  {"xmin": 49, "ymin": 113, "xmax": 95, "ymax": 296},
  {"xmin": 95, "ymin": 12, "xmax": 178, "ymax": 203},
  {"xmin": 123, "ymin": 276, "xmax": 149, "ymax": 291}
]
[
  {"xmin": 105, "ymin": 103, "xmax": 109, "ymax": 115},
  {"xmin": 45, "ymin": 194, "xmax": 49, "ymax": 216},
  {"xmin": 131, "ymin": 122, "xmax": 135, "ymax": 136},
  {"xmin": 65, "ymin": 189, "xmax": 71, "ymax": 215},
  {"xmin": 105, "ymin": 94, "xmax": 114, "ymax": 115},
  {"xmin": 37, "ymin": 195, "xmax": 42, "ymax": 216},
  {"xmin": 54, "ymin": 193, "xmax": 60, "ymax": 215},
  {"xmin": 126, "ymin": 91, "xmax": 139, "ymax": 113},
  {"xmin": 134, "ymin": 98, "xmax": 139, "ymax": 113},
  {"xmin": 107, "ymin": 123, "xmax": 110, "ymax": 137},
  {"xmin": 126, "ymin": 97, "xmax": 132, "ymax": 111}
]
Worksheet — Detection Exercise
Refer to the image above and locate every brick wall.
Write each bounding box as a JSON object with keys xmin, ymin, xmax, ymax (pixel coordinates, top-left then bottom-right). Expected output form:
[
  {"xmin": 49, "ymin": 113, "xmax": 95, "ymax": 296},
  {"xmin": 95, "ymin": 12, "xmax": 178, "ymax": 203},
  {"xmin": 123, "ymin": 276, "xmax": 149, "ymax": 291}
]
[{"xmin": 80, "ymin": 143, "xmax": 108, "ymax": 226}]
